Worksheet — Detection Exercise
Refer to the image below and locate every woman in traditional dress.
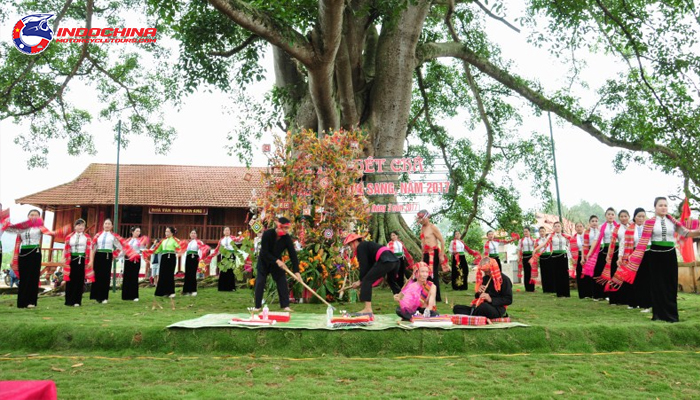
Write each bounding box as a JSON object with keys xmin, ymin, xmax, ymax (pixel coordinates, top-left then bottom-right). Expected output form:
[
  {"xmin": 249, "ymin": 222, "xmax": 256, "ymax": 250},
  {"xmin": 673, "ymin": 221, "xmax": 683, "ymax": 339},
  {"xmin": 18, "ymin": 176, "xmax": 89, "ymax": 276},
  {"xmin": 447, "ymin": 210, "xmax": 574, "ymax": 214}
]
[
  {"xmin": 63, "ymin": 219, "xmax": 92, "ymax": 307},
  {"xmin": 572, "ymin": 222, "xmax": 593, "ymax": 299},
  {"xmin": 536, "ymin": 226, "xmax": 554, "ymax": 293},
  {"xmin": 629, "ymin": 198, "xmax": 699, "ymax": 322},
  {"xmin": 394, "ymin": 262, "xmax": 437, "ymax": 320},
  {"xmin": 183, "ymin": 229, "xmax": 210, "ymax": 296},
  {"xmin": 483, "ymin": 230, "xmax": 515, "ymax": 272},
  {"xmin": 583, "ymin": 210, "xmax": 619, "ymax": 302},
  {"xmin": 5, "ymin": 209, "xmax": 60, "ymax": 308},
  {"xmin": 518, "ymin": 227, "xmax": 536, "ymax": 292},
  {"xmin": 209, "ymin": 227, "xmax": 241, "ymax": 292},
  {"xmin": 388, "ymin": 231, "xmax": 414, "ymax": 286},
  {"xmin": 152, "ymin": 226, "xmax": 183, "ymax": 310},
  {"xmin": 88, "ymin": 218, "xmax": 138, "ymax": 304},
  {"xmin": 621, "ymin": 208, "xmax": 653, "ymax": 312},
  {"xmin": 122, "ymin": 227, "xmax": 147, "ymax": 302},
  {"xmin": 449, "ymin": 230, "xmax": 480, "ymax": 291},
  {"xmin": 608, "ymin": 210, "xmax": 631, "ymax": 306},
  {"xmin": 534, "ymin": 222, "xmax": 571, "ymax": 297}
]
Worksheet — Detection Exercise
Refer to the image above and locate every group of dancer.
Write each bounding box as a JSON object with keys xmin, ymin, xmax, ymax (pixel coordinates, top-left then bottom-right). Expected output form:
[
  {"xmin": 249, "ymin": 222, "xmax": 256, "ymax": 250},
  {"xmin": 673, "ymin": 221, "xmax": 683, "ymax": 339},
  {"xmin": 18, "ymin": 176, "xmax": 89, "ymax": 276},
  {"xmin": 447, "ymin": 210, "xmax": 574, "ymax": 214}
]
[
  {"xmin": 2, "ymin": 197, "xmax": 698, "ymax": 324},
  {"xmin": 0, "ymin": 208, "xmax": 256, "ymax": 310},
  {"xmin": 521, "ymin": 197, "xmax": 700, "ymax": 323}
]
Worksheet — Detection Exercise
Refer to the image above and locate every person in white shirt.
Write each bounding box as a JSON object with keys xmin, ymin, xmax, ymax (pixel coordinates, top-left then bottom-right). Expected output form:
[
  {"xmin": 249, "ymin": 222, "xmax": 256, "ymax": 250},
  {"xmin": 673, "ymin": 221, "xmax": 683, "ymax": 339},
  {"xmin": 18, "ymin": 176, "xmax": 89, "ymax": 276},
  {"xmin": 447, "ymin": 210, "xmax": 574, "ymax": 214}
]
[
  {"xmin": 183, "ymin": 230, "xmax": 209, "ymax": 296},
  {"xmin": 572, "ymin": 222, "xmax": 593, "ymax": 299},
  {"xmin": 4, "ymin": 209, "xmax": 57, "ymax": 309},
  {"xmin": 63, "ymin": 219, "xmax": 91, "ymax": 307},
  {"xmin": 518, "ymin": 227, "xmax": 537, "ymax": 292},
  {"xmin": 609, "ymin": 210, "xmax": 632, "ymax": 306},
  {"xmin": 122, "ymin": 227, "xmax": 145, "ymax": 302},
  {"xmin": 645, "ymin": 197, "xmax": 700, "ymax": 322}
]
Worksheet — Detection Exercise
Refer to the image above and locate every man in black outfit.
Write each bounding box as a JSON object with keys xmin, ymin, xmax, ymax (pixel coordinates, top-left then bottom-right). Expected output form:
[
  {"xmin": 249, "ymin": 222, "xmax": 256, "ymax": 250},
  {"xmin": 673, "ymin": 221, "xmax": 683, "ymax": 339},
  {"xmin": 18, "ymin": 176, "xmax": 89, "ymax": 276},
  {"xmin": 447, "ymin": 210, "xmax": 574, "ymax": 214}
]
[
  {"xmin": 254, "ymin": 217, "xmax": 301, "ymax": 311},
  {"xmin": 453, "ymin": 257, "xmax": 512, "ymax": 318},
  {"xmin": 345, "ymin": 233, "xmax": 400, "ymax": 314}
]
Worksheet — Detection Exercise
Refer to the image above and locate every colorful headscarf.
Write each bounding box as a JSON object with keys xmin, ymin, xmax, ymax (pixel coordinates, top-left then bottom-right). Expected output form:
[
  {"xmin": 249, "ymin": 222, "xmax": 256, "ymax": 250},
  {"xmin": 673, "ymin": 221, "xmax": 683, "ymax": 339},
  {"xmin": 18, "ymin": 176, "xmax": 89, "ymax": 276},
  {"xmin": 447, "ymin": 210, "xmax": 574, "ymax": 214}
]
[{"xmin": 474, "ymin": 257, "xmax": 502, "ymax": 293}]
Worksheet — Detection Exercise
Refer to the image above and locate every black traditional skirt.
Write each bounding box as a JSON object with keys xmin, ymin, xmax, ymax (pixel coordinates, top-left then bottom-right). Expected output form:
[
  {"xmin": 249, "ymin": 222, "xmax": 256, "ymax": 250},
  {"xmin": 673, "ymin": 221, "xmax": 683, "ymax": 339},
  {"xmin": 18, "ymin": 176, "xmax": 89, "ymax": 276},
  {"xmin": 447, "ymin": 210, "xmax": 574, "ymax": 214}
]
[
  {"xmin": 155, "ymin": 252, "xmax": 177, "ymax": 297},
  {"xmin": 17, "ymin": 246, "xmax": 42, "ymax": 308}
]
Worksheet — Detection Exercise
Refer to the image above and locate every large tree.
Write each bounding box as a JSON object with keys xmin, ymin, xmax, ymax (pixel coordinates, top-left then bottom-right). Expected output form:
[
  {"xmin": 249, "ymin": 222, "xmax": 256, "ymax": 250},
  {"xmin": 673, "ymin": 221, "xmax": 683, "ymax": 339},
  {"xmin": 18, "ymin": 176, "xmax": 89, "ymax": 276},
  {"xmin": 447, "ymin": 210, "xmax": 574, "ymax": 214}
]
[{"xmin": 2, "ymin": 0, "xmax": 699, "ymax": 256}]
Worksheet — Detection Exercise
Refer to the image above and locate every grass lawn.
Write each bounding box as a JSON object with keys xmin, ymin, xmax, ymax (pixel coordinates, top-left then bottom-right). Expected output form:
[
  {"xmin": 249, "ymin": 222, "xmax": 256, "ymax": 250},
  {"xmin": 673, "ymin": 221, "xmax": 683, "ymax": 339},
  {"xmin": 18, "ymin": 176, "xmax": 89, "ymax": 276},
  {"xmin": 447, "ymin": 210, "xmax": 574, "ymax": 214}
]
[
  {"xmin": 2, "ymin": 284, "xmax": 700, "ymax": 398},
  {"xmin": 2, "ymin": 351, "xmax": 700, "ymax": 399},
  {"xmin": 1, "ymin": 284, "xmax": 700, "ymax": 356}
]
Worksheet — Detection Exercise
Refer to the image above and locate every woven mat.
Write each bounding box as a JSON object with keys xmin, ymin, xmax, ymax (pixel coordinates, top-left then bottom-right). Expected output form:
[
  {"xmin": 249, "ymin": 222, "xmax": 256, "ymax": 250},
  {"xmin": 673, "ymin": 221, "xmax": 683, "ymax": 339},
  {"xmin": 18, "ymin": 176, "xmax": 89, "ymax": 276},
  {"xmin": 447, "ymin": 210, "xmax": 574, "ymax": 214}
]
[{"xmin": 167, "ymin": 313, "xmax": 529, "ymax": 330}]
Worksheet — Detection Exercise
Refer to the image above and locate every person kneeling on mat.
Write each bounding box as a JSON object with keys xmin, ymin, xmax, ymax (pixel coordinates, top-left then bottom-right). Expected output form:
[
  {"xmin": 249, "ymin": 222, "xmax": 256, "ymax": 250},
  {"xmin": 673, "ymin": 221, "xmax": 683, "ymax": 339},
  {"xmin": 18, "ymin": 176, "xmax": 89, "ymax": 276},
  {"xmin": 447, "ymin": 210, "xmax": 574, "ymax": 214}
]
[
  {"xmin": 345, "ymin": 233, "xmax": 400, "ymax": 314},
  {"xmin": 394, "ymin": 262, "xmax": 437, "ymax": 321},
  {"xmin": 453, "ymin": 257, "xmax": 512, "ymax": 318}
]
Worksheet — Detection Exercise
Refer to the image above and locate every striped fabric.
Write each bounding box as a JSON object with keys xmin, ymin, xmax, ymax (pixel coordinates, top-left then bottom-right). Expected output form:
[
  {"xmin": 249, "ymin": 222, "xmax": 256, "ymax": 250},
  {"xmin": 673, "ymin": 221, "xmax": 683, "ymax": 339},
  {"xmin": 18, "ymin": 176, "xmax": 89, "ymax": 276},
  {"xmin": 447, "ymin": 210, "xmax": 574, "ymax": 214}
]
[
  {"xmin": 582, "ymin": 221, "xmax": 619, "ymax": 278},
  {"xmin": 63, "ymin": 232, "xmax": 94, "ymax": 282},
  {"xmin": 528, "ymin": 233, "xmax": 555, "ymax": 284},
  {"xmin": 598, "ymin": 224, "xmax": 623, "ymax": 284},
  {"xmin": 449, "ymin": 315, "xmax": 490, "ymax": 326},
  {"xmin": 610, "ymin": 215, "xmax": 685, "ymax": 290}
]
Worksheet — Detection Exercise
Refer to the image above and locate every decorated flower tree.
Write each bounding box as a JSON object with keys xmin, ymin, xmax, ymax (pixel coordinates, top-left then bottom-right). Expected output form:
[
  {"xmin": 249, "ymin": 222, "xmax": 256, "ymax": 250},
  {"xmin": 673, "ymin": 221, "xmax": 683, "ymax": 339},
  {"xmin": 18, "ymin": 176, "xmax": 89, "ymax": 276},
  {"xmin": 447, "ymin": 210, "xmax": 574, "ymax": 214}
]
[{"xmin": 252, "ymin": 128, "xmax": 371, "ymax": 302}]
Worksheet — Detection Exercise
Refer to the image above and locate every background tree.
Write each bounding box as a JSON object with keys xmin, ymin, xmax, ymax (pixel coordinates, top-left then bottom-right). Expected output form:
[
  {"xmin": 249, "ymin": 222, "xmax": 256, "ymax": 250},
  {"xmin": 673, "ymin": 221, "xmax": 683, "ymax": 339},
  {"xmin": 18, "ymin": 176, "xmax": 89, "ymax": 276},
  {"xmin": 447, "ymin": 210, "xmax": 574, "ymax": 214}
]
[{"xmin": 2, "ymin": 0, "xmax": 699, "ymax": 252}]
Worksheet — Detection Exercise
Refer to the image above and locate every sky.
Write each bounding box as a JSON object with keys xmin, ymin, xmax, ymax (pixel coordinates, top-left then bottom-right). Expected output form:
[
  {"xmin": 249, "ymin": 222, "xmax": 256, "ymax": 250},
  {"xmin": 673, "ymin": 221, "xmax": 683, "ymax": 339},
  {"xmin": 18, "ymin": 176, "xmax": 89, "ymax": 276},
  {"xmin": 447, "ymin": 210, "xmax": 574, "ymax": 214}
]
[{"xmin": 0, "ymin": 4, "xmax": 694, "ymax": 252}]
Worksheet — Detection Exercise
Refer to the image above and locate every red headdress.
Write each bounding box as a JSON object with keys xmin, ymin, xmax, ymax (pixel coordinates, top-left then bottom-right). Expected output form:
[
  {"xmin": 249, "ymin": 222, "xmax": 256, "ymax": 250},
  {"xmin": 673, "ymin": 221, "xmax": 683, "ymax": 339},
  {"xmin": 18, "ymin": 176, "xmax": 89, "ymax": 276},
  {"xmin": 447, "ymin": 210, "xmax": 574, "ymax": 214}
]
[{"xmin": 474, "ymin": 257, "xmax": 502, "ymax": 293}]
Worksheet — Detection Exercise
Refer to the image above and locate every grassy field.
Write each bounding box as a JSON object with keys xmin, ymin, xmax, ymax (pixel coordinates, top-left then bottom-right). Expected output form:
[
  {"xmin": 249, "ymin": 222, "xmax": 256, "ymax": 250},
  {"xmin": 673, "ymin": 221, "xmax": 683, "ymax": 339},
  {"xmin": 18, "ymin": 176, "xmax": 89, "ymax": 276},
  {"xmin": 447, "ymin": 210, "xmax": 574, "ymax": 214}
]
[
  {"xmin": 2, "ymin": 351, "xmax": 700, "ymax": 399},
  {"xmin": 2, "ymin": 284, "xmax": 700, "ymax": 356},
  {"xmin": 2, "ymin": 285, "xmax": 700, "ymax": 398}
]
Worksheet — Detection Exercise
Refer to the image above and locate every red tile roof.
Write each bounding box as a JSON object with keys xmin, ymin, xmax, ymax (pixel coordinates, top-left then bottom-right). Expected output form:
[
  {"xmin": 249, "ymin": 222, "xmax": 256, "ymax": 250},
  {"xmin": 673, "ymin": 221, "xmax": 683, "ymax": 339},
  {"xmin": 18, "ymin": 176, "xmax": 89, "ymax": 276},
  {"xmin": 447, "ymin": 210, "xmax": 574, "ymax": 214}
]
[{"xmin": 16, "ymin": 163, "xmax": 266, "ymax": 209}]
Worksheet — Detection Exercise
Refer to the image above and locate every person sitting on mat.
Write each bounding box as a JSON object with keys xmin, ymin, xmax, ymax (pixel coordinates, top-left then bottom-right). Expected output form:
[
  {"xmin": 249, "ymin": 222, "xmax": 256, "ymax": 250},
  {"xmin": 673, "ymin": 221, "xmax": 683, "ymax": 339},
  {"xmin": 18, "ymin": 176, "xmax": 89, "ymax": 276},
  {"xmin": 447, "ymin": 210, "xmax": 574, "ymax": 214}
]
[
  {"xmin": 345, "ymin": 233, "xmax": 400, "ymax": 314},
  {"xmin": 394, "ymin": 262, "xmax": 437, "ymax": 321},
  {"xmin": 453, "ymin": 257, "xmax": 512, "ymax": 318}
]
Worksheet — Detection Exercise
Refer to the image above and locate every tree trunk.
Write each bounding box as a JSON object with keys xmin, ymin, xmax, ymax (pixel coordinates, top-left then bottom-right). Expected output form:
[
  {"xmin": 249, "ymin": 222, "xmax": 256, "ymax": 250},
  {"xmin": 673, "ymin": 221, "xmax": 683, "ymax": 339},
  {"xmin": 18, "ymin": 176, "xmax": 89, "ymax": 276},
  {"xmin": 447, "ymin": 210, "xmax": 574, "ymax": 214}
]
[{"xmin": 366, "ymin": 1, "xmax": 431, "ymax": 262}]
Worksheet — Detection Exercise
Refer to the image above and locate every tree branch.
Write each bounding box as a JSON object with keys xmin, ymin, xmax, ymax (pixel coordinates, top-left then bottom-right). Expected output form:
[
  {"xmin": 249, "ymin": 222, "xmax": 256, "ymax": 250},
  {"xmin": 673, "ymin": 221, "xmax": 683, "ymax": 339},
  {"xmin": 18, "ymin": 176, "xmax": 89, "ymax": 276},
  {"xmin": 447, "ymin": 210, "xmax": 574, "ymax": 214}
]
[
  {"xmin": 8, "ymin": 0, "xmax": 93, "ymax": 118},
  {"xmin": 209, "ymin": 34, "xmax": 258, "ymax": 57},
  {"xmin": 206, "ymin": 0, "xmax": 314, "ymax": 65},
  {"xmin": 314, "ymin": 0, "xmax": 345, "ymax": 63},
  {"xmin": 445, "ymin": 0, "xmax": 495, "ymax": 234},
  {"xmin": 1, "ymin": 0, "xmax": 76, "ymax": 107},
  {"xmin": 416, "ymin": 41, "xmax": 680, "ymax": 161},
  {"xmin": 335, "ymin": 35, "xmax": 359, "ymax": 127},
  {"xmin": 592, "ymin": 0, "xmax": 683, "ymax": 135},
  {"xmin": 86, "ymin": 54, "xmax": 145, "ymax": 122},
  {"xmin": 471, "ymin": 0, "xmax": 521, "ymax": 33}
]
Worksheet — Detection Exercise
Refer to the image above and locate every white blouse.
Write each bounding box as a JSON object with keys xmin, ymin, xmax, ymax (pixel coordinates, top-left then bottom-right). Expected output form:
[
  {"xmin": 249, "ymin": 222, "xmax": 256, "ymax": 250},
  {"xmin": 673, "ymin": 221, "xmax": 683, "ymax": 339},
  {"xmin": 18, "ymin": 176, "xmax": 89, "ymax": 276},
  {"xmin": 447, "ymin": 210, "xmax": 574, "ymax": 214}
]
[
  {"xmin": 602, "ymin": 223, "xmax": 615, "ymax": 244},
  {"xmin": 486, "ymin": 241, "xmax": 499, "ymax": 254},
  {"xmin": 551, "ymin": 234, "xmax": 568, "ymax": 251},
  {"xmin": 576, "ymin": 234, "xmax": 584, "ymax": 249},
  {"xmin": 220, "ymin": 236, "xmax": 234, "ymax": 250},
  {"xmin": 69, "ymin": 233, "xmax": 89, "ymax": 254},
  {"xmin": 633, "ymin": 224, "xmax": 644, "ymax": 246},
  {"xmin": 450, "ymin": 240, "xmax": 465, "ymax": 253},
  {"xmin": 96, "ymin": 232, "xmax": 121, "ymax": 250},
  {"xmin": 587, "ymin": 228, "xmax": 600, "ymax": 245},
  {"xmin": 538, "ymin": 237, "xmax": 552, "ymax": 252},
  {"xmin": 617, "ymin": 224, "xmax": 629, "ymax": 243},
  {"xmin": 391, "ymin": 240, "xmax": 404, "ymax": 254},
  {"xmin": 20, "ymin": 227, "xmax": 43, "ymax": 246},
  {"xmin": 187, "ymin": 240, "xmax": 200, "ymax": 252},
  {"xmin": 651, "ymin": 216, "xmax": 688, "ymax": 242},
  {"xmin": 520, "ymin": 237, "xmax": 535, "ymax": 252},
  {"xmin": 128, "ymin": 238, "xmax": 144, "ymax": 253}
]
